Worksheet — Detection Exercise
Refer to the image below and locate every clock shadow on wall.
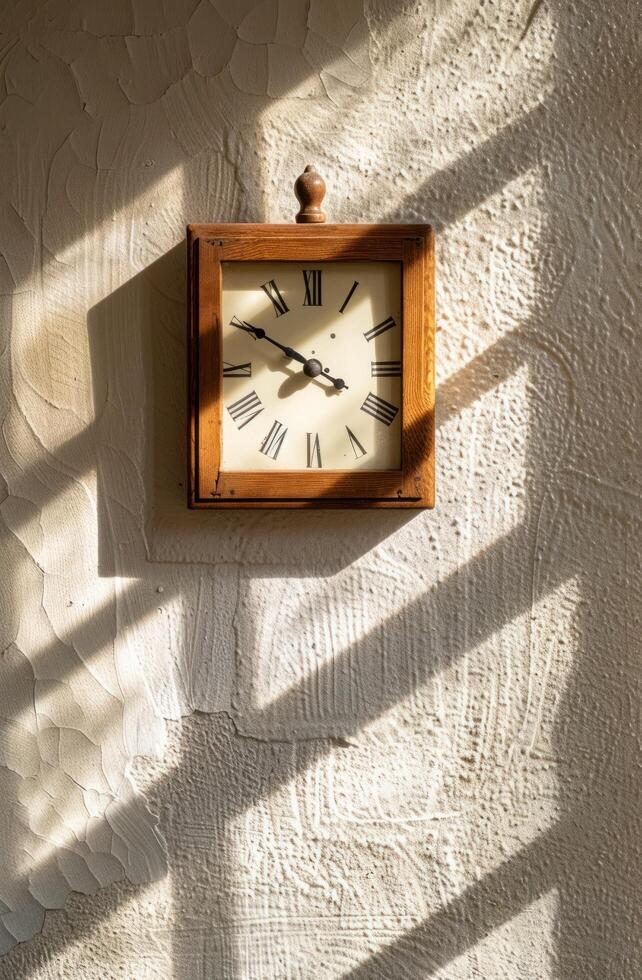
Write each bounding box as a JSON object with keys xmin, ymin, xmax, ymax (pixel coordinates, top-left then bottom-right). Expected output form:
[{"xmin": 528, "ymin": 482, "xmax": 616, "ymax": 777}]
[{"xmin": 87, "ymin": 242, "xmax": 417, "ymax": 580}]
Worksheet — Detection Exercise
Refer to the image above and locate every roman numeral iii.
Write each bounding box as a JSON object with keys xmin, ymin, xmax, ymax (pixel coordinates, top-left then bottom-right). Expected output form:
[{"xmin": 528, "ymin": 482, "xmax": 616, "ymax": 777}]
[
  {"xmin": 303, "ymin": 269, "xmax": 322, "ymax": 306},
  {"xmin": 371, "ymin": 360, "xmax": 401, "ymax": 377},
  {"xmin": 260, "ymin": 420, "xmax": 287, "ymax": 460},
  {"xmin": 227, "ymin": 390, "xmax": 264, "ymax": 429},
  {"xmin": 306, "ymin": 432, "xmax": 322, "ymax": 468},
  {"xmin": 360, "ymin": 392, "xmax": 399, "ymax": 426},
  {"xmin": 261, "ymin": 279, "xmax": 289, "ymax": 317},
  {"xmin": 364, "ymin": 316, "xmax": 395, "ymax": 342},
  {"xmin": 346, "ymin": 426, "xmax": 367, "ymax": 459},
  {"xmin": 223, "ymin": 361, "xmax": 252, "ymax": 378}
]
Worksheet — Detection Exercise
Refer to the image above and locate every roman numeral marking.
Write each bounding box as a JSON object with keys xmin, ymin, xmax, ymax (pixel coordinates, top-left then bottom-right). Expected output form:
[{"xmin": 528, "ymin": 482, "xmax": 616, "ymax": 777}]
[
  {"xmin": 227, "ymin": 390, "xmax": 264, "ymax": 429},
  {"xmin": 364, "ymin": 316, "xmax": 396, "ymax": 342},
  {"xmin": 223, "ymin": 361, "xmax": 252, "ymax": 377},
  {"xmin": 339, "ymin": 280, "xmax": 359, "ymax": 314},
  {"xmin": 346, "ymin": 426, "xmax": 367, "ymax": 459},
  {"xmin": 303, "ymin": 269, "xmax": 322, "ymax": 306},
  {"xmin": 306, "ymin": 432, "xmax": 322, "ymax": 468},
  {"xmin": 360, "ymin": 392, "xmax": 398, "ymax": 426},
  {"xmin": 371, "ymin": 360, "xmax": 401, "ymax": 377},
  {"xmin": 260, "ymin": 420, "xmax": 287, "ymax": 460},
  {"xmin": 261, "ymin": 279, "xmax": 289, "ymax": 317}
]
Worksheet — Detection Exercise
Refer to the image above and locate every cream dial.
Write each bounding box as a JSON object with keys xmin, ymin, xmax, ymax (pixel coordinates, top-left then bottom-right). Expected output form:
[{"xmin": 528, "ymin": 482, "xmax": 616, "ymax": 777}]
[{"xmin": 220, "ymin": 261, "xmax": 402, "ymax": 471}]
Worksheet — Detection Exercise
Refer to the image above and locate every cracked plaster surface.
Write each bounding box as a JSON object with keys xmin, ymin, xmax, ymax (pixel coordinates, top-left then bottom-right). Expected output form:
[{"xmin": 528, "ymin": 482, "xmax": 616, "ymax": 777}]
[{"xmin": 0, "ymin": 0, "xmax": 640, "ymax": 976}]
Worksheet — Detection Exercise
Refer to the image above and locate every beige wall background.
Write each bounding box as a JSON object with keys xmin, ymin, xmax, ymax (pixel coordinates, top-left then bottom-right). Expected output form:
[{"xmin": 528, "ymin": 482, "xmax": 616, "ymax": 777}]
[{"xmin": 0, "ymin": 0, "xmax": 639, "ymax": 977}]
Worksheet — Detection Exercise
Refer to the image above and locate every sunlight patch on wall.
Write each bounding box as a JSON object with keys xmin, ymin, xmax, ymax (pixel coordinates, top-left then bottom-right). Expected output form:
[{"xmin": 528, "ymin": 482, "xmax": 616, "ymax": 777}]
[
  {"xmin": 513, "ymin": 574, "xmax": 582, "ymax": 758},
  {"xmin": 9, "ymin": 162, "xmax": 185, "ymax": 468},
  {"xmin": 237, "ymin": 558, "xmax": 577, "ymax": 834},
  {"xmin": 254, "ymin": 0, "xmax": 557, "ymax": 225},
  {"xmin": 439, "ymin": 167, "xmax": 547, "ymax": 389},
  {"xmin": 113, "ymin": 571, "xmax": 237, "ymax": 720},
  {"xmin": 427, "ymin": 0, "xmax": 557, "ymax": 171},
  {"xmin": 0, "ymin": 592, "xmax": 167, "ymax": 953}
]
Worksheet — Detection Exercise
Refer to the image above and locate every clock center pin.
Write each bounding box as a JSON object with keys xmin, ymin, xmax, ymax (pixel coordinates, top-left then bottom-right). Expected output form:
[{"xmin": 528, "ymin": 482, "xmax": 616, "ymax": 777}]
[{"xmin": 303, "ymin": 357, "xmax": 323, "ymax": 378}]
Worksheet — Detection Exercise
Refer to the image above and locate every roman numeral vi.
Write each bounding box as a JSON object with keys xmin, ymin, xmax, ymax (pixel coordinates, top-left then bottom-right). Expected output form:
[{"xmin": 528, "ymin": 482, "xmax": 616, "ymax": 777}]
[{"xmin": 306, "ymin": 432, "xmax": 322, "ymax": 468}]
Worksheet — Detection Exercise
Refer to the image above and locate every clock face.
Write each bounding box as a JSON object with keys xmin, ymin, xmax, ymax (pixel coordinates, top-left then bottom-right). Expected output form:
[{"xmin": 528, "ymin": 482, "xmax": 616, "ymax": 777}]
[{"xmin": 220, "ymin": 261, "xmax": 402, "ymax": 471}]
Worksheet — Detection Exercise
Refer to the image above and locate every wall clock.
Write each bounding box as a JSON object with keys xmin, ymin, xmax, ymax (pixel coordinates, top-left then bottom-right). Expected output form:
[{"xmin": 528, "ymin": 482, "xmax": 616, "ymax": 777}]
[{"xmin": 187, "ymin": 166, "xmax": 435, "ymax": 508}]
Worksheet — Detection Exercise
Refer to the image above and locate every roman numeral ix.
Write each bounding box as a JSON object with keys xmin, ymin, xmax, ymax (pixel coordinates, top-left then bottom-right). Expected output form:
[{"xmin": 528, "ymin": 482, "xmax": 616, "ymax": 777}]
[
  {"xmin": 360, "ymin": 392, "xmax": 399, "ymax": 426},
  {"xmin": 223, "ymin": 361, "xmax": 252, "ymax": 378},
  {"xmin": 306, "ymin": 432, "xmax": 322, "ymax": 468},
  {"xmin": 303, "ymin": 269, "xmax": 322, "ymax": 306},
  {"xmin": 346, "ymin": 426, "xmax": 367, "ymax": 459},
  {"xmin": 339, "ymin": 280, "xmax": 359, "ymax": 314},
  {"xmin": 364, "ymin": 316, "xmax": 395, "ymax": 342},
  {"xmin": 260, "ymin": 420, "xmax": 287, "ymax": 460},
  {"xmin": 227, "ymin": 390, "xmax": 264, "ymax": 429},
  {"xmin": 261, "ymin": 279, "xmax": 289, "ymax": 317},
  {"xmin": 371, "ymin": 361, "xmax": 401, "ymax": 377}
]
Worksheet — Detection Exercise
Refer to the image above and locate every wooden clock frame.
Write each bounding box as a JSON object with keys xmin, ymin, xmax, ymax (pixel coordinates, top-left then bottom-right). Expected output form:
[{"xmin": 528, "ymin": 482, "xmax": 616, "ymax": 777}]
[{"xmin": 187, "ymin": 221, "xmax": 435, "ymax": 508}]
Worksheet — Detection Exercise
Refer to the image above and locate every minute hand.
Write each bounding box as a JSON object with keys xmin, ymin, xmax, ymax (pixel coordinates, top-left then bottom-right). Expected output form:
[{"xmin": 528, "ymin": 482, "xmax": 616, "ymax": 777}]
[{"xmin": 238, "ymin": 320, "xmax": 307, "ymax": 364}]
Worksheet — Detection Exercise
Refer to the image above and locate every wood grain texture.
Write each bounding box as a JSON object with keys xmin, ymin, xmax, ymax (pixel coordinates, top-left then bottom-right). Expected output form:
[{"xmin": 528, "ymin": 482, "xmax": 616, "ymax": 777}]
[
  {"xmin": 187, "ymin": 223, "xmax": 428, "ymax": 238},
  {"xmin": 187, "ymin": 223, "xmax": 435, "ymax": 508}
]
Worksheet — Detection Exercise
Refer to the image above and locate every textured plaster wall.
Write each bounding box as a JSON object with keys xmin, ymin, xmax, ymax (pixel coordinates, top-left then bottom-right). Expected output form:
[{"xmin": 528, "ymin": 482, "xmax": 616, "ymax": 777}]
[{"xmin": 0, "ymin": 0, "xmax": 640, "ymax": 977}]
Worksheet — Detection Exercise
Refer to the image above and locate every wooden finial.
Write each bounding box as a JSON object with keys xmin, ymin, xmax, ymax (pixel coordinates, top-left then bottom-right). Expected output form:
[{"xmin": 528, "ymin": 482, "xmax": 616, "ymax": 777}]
[{"xmin": 294, "ymin": 165, "xmax": 326, "ymax": 223}]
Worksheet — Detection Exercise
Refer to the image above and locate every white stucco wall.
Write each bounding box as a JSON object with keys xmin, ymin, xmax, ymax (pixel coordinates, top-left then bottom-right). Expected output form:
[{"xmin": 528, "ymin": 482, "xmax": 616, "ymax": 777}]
[{"xmin": 0, "ymin": 0, "xmax": 639, "ymax": 977}]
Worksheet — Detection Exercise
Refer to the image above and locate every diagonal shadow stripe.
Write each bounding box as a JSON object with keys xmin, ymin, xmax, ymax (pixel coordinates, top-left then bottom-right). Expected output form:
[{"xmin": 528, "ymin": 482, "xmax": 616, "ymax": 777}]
[
  {"xmin": 342, "ymin": 820, "xmax": 565, "ymax": 978},
  {"xmin": 0, "ymin": 508, "xmax": 563, "ymax": 975},
  {"xmin": 229, "ymin": 517, "xmax": 568, "ymax": 812}
]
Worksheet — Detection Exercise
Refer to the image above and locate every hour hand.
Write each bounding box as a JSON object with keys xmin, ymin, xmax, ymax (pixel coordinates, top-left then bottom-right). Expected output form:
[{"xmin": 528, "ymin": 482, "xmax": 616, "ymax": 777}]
[
  {"xmin": 325, "ymin": 372, "xmax": 348, "ymax": 391},
  {"xmin": 303, "ymin": 357, "xmax": 348, "ymax": 390},
  {"xmin": 229, "ymin": 317, "xmax": 346, "ymax": 388}
]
